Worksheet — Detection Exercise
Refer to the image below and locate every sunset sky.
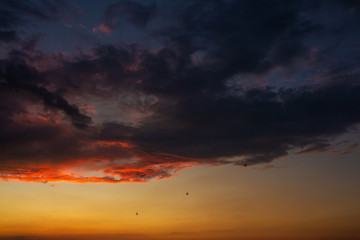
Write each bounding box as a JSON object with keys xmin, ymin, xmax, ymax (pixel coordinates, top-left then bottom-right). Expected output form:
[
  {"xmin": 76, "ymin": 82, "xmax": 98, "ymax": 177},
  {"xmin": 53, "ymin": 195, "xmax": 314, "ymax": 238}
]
[{"xmin": 0, "ymin": 0, "xmax": 360, "ymax": 239}]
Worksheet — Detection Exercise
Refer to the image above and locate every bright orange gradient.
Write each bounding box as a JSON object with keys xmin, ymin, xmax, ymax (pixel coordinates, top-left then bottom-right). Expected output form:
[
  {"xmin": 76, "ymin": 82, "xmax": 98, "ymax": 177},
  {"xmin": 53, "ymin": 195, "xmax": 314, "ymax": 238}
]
[{"xmin": 1, "ymin": 152, "xmax": 360, "ymax": 240}]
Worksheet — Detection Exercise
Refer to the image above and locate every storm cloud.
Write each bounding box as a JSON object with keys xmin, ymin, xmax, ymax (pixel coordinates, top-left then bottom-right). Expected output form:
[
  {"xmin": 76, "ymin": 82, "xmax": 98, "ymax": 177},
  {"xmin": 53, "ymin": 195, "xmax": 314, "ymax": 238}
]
[{"xmin": 0, "ymin": 0, "xmax": 359, "ymax": 183}]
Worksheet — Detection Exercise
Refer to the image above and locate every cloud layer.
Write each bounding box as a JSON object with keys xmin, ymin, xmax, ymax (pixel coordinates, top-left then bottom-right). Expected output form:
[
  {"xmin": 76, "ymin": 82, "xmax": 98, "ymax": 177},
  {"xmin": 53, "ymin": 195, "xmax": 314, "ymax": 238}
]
[{"xmin": 1, "ymin": 0, "xmax": 360, "ymax": 183}]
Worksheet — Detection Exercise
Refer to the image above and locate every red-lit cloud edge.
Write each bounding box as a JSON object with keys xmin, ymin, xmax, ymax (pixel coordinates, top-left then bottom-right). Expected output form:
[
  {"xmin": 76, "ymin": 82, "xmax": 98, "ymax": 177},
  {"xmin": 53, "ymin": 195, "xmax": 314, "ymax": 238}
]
[
  {"xmin": 0, "ymin": 114, "xmax": 204, "ymax": 183},
  {"xmin": 0, "ymin": 162, "xmax": 192, "ymax": 184},
  {"xmin": 0, "ymin": 150, "xmax": 198, "ymax": 184},
  {"xmin": 0, "ymin": 108, "xmax": 358, "ymax": 184}
]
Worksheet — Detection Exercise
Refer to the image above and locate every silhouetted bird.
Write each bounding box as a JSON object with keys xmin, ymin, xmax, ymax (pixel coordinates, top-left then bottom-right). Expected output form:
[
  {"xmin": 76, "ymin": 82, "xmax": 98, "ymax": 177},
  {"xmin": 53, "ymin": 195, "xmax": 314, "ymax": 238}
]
[
  {"xmin": 136, "ymin": 211, "xmax": 138, "ymax": 215},
  {"xmin": 186, "ymin": 192, "xmax": 189, "ymax": 195}
]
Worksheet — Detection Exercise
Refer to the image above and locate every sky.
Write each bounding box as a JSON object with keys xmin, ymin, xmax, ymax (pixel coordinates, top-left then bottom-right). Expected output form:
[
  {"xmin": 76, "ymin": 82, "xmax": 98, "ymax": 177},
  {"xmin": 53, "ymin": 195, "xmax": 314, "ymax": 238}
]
[{"xmin": 0, "ymin": 0, "xmax": 360, "ymax": 239}]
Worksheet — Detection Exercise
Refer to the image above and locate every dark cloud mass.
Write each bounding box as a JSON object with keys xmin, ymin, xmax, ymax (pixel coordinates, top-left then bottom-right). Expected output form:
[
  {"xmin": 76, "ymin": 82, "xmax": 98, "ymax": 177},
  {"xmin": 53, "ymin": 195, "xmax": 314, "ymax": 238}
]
[
  {"xmin": 0, "ymin": 0, "xmax": 76, "ymax": 22},
  {"xmin": 104, "ymin": 0, "xmax": 156, "ymax": 29},
  {"xmin": 0, "ymin": 30, "xmax": 17, "ymax": 42},
  {"xmin": 0, "ymin": 0, "xmax": 360, "ymax": 183}
]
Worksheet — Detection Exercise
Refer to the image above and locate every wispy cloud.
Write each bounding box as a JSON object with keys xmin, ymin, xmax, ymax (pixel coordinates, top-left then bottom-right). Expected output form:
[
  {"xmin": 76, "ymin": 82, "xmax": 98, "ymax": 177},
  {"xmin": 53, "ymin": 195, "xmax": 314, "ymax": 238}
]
[{"xmin": 8, "ymin": 194, "xmax": 23, "ymax": 197}]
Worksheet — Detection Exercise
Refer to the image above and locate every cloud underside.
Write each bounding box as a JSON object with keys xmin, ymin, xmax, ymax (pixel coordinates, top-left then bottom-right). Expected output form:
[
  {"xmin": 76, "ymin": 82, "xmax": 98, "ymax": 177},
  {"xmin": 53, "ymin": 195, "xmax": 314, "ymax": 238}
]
[{"xmin": 0, "ymin": 0, "xmax": 360, "ymax": 183}]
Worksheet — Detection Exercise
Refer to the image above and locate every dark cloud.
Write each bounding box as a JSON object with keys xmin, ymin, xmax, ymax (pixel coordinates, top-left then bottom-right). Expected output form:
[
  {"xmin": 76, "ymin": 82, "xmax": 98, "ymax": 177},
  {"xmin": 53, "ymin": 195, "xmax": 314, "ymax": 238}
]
[
  {"xmin": 0, "ymin": 0, "xmax": 77, "ymax": 22},
  {"xmin": 0, "ymin": 30, "xmax": 18, "ymax": 42},
  {"xmin": 21, "ymin": 34, "xmax": 43, "ymax": 51},
  {"xmin": 140, "ymin": 0, "xmax": 323, "ymax": 98},
  {"xmin": 123, "ymin": 82, "xmax": 360, "ymax": 164},
  {"xmin": 0, "ymin": 0, "xmax": 79, "ymax": 47},
  {"xmin": 102, "ymin": 0, "xmax": 157, "ymax": 30},
  {"xmin": 0, "ymin": 0, "xmax": 360, "ymax": 183},
  {"xmin": 0, "ymin": 8, "xmax": 22, "ymax": 29},
  {"xmin": 0, "ymin": 58, "xmax": 92, "ymax": 129}
]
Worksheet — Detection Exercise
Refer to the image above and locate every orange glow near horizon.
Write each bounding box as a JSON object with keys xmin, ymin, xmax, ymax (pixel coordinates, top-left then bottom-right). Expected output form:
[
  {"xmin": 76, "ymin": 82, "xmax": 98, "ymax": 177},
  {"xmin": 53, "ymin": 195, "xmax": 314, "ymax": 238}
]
[{"xmin": 1, "ymin": 153, "xmax": 360, "ymax": 240}]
